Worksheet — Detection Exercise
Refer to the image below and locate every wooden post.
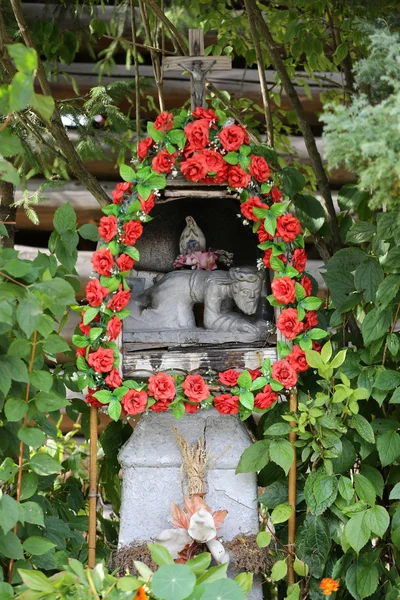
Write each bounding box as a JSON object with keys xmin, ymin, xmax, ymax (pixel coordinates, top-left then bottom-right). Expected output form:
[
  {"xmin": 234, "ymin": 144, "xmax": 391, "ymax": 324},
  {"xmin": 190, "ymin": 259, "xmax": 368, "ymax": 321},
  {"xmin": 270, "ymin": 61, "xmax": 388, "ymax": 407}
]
[
  {"xmin": 88, "ymin": 406, "xmax": 98, "ymax": 569},
  {"xmin": 287, "ymin": 387, "xmax": 297, "ymax": 586}
]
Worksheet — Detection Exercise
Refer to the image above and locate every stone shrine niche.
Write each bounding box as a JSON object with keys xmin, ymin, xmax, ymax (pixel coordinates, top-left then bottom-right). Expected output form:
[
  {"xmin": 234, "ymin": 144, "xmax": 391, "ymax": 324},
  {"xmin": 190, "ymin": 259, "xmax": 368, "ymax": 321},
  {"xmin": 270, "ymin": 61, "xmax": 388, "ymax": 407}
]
[{"xmin": 122, "ymin": 181, "xmax": 275, "ymax": 375}]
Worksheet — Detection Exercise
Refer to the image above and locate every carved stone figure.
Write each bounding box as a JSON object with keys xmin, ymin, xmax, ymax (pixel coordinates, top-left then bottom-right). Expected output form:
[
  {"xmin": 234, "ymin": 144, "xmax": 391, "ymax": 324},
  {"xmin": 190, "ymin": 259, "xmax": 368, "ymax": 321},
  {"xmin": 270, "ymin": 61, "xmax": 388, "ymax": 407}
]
[
  {"xmin": 179, "ymin": 216, "xmax": 206, "ymax": 254},
  {"xmin": 125, "ymin": 266, "xmax": 269, "ymax": 340}
]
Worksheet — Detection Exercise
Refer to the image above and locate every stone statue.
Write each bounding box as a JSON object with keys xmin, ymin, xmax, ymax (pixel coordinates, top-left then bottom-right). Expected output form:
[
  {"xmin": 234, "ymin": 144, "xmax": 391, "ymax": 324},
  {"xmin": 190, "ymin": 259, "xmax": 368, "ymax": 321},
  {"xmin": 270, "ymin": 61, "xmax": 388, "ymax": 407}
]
[
  {"xmin": 125, "ymin": 266, "xmax": 269, "ymax": 340},
  {"xmin": 179, "ymin": 216, "xmax": 206, "ymax": 254}
]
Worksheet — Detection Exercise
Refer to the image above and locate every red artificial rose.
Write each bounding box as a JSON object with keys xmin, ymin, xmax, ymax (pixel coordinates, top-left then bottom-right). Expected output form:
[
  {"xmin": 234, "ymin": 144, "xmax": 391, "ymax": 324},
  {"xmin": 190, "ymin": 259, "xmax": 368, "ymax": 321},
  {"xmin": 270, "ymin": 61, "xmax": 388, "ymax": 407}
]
[
  {"xmin": 106, "ymin": 315, "xmax": 122, "ymax": 340},
  {"xmin": 86, "ymin": 388, "xmax": 103, "ymax": 409},
  {"xmin": 138, "ymin": 137, "xmax": 154, "ymax": 161},
  {"xmin": 276, "ymin": 214, "xmax": 301, "ymax": 243},
  {"xmin": 121, "ymin": 388, "xmax": 148, "ymax": 415},
  {"xmin": 263, "ymin": 249, "xmax": 287, "ymax": 269},
  {"xmin": 271, "ymin": 276, "xmax": 296, "ymax": 305},
  {"xmin": 276, "ymin": 308, "xmax": 304, "ymax": 340},
  {"xmin": 305, "ymin": 310, "xmax": 318, "ymax": 329},
  {"xmin": 152, "ymin": 149, "xmax": 177, "ymax": 174},
  {"xmin": 240, "ymin": 196, "xmax": 266, "ymax": 221},
  {"xmin": 92, "ymin": 248, "xmax": 114, "ymax": 277},
  {"xmin": 107, "ymin": 285, "xmax": 131, "ymax": 312},
  {"xmin": 86, "ymin": 278, "xmax": 109, "ymax": 307},
  {"xmin": 257, "ymin": 222, "xmax": 273, "ymax": 243},
  {"xmin": 198, "ymin": 150, "xmax": 228, "ymax": 184},
  {"xmin": 79, "ymin": 315, "xmax": 90, "ymax": 336},
  {"xmin": 184, "ymin": 119, "xmax": 210, "ymax": 150},
  {"xmin": 301, "ymin": 275, "xmax": 312, "ymax": 297},
  {"xmin": 112, "ymin": 181, "xmax": 132, "ymax": 204},
  {"xmin": 272, "ymin": 359, "xmax": 298, "ymax": 389},
  {"xmin": 150, "ymin": 399, "xmax": 171, "ymax": 413},
  {"xmin": 148, "ymin": 372, "xmax": 176, "ymax": 401},
  {"xmin": 88, "ymin": 346, "xmax": 115, "ymax": 373},
  {"xmin": 287, "ymin": 345, "xmax": 309, "ymax": 373},
  {"xmin": 291, "ymin": 249, "xmax": 307, "ymax": 273},
  {"xmin": 139, "ymin": 192, "xmax": 155, "ymax": 214},
  {"xmin": 254, "ymin": 385, "xmax": 278, "ymax": 409},
  {"xmin": 154, "ymin": 111, "xmax": 174, "ymax": 131},
  {"xmin": 192, "ymin": 107, "xmax": 218, "ymax": 122},
  {"xmin": 312, "ymin": 341, "xmax": 322, "ymax": 352},
  {"xmin": 213, "ymin": 394, "xmax": 240, "ymax": 415},
  {"xmin": 218, "ymin": 124, "xmax": 249, "ymax": 151},
  {"xmin": 182, "ymin": 374, "xmax": 210, "ymax": 402},
  {"xmin": 249, "ymin": 155, "xmax": 270, "ymax": 183},
  {"xmin": 121, "ymin": 220, "xmax": 143, "ymax": 246},
  {"xmin": 218, "ymin": 369, "xmax": 240, "ymax": 387},
  {"xmin": 98, "ymin": 215, "xmax": 118, "ymax": 243},
  {"xmin": 180, "ymin": 155, "xmax": 208, "ymax": 182},
  {"xmin": 184, "ymin": 402, "xmax": 200, "ymax": 413},
  {"xmin": 105, "ymin": 368, "xmax": 123, "ymax": 389},
  {"xmin": 249, "ymin": 369, "xmax": 262, "ymax": 380},
  {"xmin": 116, "ymin": 253, "xmax": 134, "ymax": 272},
  {"xmin": 76, "ymin": 347, "xmax": 86, "ymax": 358},
  {"xmin": 228, "ymin": 165, "xmax": 251, "ymax": 189},
  {"xmin": 271, "ymin": 186, "xmax": 282, "ymax": 203}
]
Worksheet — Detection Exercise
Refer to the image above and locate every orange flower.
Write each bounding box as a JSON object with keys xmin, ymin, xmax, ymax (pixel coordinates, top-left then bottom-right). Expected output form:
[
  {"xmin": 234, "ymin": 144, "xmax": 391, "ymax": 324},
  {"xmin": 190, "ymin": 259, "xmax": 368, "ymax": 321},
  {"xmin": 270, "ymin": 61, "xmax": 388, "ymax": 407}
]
[
  {"xmin": 319, "ymin": 578, "xmax": 340, "ymax": 596},
  {"xmin": 134, "ymin": 587, "xmax": 148, "ymax": 600}
]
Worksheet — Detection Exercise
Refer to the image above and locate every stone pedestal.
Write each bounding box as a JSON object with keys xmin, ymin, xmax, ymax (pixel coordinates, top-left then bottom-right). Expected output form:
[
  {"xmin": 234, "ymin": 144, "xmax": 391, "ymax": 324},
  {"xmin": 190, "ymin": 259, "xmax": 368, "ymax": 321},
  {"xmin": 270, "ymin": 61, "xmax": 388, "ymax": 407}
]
[{"xmin": 118, "ymin": 409, "xmax": 263, "ymax": 599}]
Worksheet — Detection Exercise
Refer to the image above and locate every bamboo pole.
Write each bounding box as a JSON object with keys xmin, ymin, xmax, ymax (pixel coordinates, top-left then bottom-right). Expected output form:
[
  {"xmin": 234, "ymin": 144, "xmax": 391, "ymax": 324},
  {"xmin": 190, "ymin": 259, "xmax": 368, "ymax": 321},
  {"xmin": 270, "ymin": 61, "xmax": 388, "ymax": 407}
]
[
  {"xmin": 287, "ymin": 387, "xmax": 297, "ymax": 586},
  {"xmin": 88, "ymin": 406, "xmax": 98, "ymax": 569}
]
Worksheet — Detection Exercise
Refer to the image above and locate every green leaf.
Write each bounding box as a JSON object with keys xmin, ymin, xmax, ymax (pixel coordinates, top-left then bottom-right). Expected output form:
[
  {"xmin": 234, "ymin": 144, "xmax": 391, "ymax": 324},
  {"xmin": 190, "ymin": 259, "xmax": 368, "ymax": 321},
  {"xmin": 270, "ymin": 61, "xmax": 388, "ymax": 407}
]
[
  {"xmin": 0, "ymin": 530, "xmax": 24, "ymax": 559},
  {"xmin": 196, "ymin": 563, "xmax": 228, "ymax": 585},
  {"xmin": 224, "ymin": 151, "xmax": 239, "ymax": 165},
  {"xmin": 337, "ymin": 184, "xmax": 370, "ymax": 211},
  {"xmin": 22, "ymin": 501, "xmax": 44, "ymax": 526},
  {"xmin": 0, "ymin": 582, "xmax": 13, "ymax": 599},
  {"xmin": 186, "ymin": 553, "xmax": 211, "ymax": 573},
  {"xmin": 345, "ymin": 511, "xmax": 370, "ymax": 553},
  {"xmin": 30, "ymin": 93, "xmax": 55, "ymax": 122},
  {"xmin": 29, "ymin": 370, "xmax": 53, "ymax": 392},
  {"xmin": 31, "ymin": 278, "xmax": 76, "ymax": 306},
  {"xmin": 377, "ymin": 431, "xmax": 400, "ymax": 467},
  {"xmin": 338, "ymin": 476, "xmax": 354, "ymax": 501},
  {"xmin": 7, "ymin": 43, "xmax": 37, "ymax": 73},
  {"xmin": 353, "ymin": 474, "xmax": 376, "ymax": 506},
  {"xmin": 5, "ymin": 397, "xmax": 27, "ymax": 422},
  {"xmin": 16, "ymin": 294, "xmax": 42, "ymax": 339},
  {"xmin": 237, "ymin": 370, "xmax": 252, "ymax": 389},
  {"xmin": 78, "ymin": 223, "xmax": 99, "ymax": 242},
  {"xmin": 23, "ymin": 536, "xmax": 55, "ymax": 556},
  {"xmin": 18, "ymin": 427, "xmax": 46, "ymax": 448},
  {"xmin": 235, "ymin": 440, "xmax": 270, "ymax": 473},
  {"xmin": 30, "ymin": 453, "xmax": 62, "ymax": 475},
  {"xmin": 43, "ymin": 333, "xmax": 70, "ymax": 354},
  {"xmin": 293, "ymin": 558, "xmax": 308, "ymax": 577},
  {"xmin": 346, "ymin": 221, "xmax": 376, "ymax": 244},
  {"xmin": 53, "ymin": 202, "xmax": 77, "ymax": 234},
  {"xmin": 9, "ymin": 72, "xmax": 34, "ymax": 112},
  {"xmin": 0, "ymin": 128, "xmax": 23, "ymax": 157},
  {"xmin": 256, "ymin": 531, "xmax": 271, "ymax": 548},
  {"xmin": 333, "ymin": 41, "xmax": 348, "ymax": 63},
  {"xmin": 351, "ymin": 414, "xmax": 375, "ymax": 444},
  {"xmin": 0, "ymin": 495, "xmax": 20, "ymax": 535},
  {"xmin": 271, "ymin": 559, "xmax": 287, "ymax": 582},
  {"xmin": 375, "ymin": 369, "xmax": 400, "ymax": 391},
  {"xmin": 354, "ymin": 258, "xmax": 384, "ymax": 302},
  {"xmin": 304, "ymin": 471, "xmax": 338, "ymax": 515},
  {"xmin": 376, "ymin": 275, "xmax": 400, "ymax": 311},
  {"xmin": 83, "ymin": 307, "xmax": 99, "ymax": 325},
  {"xmin": 281, "ymin": 167, "xmax": 305, "ymax": 197},
  {"xmin": 0, "ymin": 458, "xmax": 18, "ymax": 482},
  {"xmin": 389, "ymin": 482, "xmax": 400, "ymax": 500},
  {"xmin": 201, "ymin": 579, "xmax": 245, "ymax": 600},
  {"xmin": 360, "ymin": 465, "xmax": 384, "ymax": 498},
  {"xmin": 20, "ymin": 472, "xmax": 38, "ymax": 500},
  {"xmin": 148, "ymin": 543, "xmax": 174, "ymax": 566},
  {"xmin": 362, "ymin": 307, "xmax": 392, "ymax": 345},
  {"xmin": 35, "ymin": 391, "xmax": 69, "ymax": 412},
  {"xmin": 18, "ymin": 570, "xmax": 54, "ymax": 593},
  {"xmin": 364, "ymin": 505, "xmax": 389, "ymax": 537},
  {"xmin": 355, "ymin": 566, "xmax": 379, "ymax": 600},
  {"xmin": 108, "ymin": 399, "xmax": 122, "ymax": 421},
  {"xmin": 271, "ymin": 504, "xmax": 292, "ymax": 525},
  {"xmin": 235, "ymin": 572, "xmax": 253, "ymax": 597},
  {"xmin": 296, "ymin": 515, "xmax": 331, "ymax": 579},
  {"xmin": 269, "ymin": 439, "xmax": 294, "ymax": 475},
  {"xmin": 294, "ymin": 194, "xmax": 325, "ymax": 232},
  {"xmin": 120, "ymin": 164, "xmax": 135, "ymax": 182},
  {"xmin": 151, "ymin": 564, "xmax": 196, "ymax": 600},
  {"xmin": 264, "ymin": 423, "xmax": 291, "ymax": 436},
  {"xmin": 0, "ymin": 159, "xmax": 20, "ymax": 185}
]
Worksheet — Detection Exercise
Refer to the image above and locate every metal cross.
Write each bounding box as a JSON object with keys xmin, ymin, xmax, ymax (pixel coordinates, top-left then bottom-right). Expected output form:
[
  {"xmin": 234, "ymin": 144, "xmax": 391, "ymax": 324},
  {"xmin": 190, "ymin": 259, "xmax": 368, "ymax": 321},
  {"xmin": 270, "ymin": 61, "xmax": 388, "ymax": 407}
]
[{"xmin": 163, "ymin": 29, "xmax": 232, "ymax": 110}]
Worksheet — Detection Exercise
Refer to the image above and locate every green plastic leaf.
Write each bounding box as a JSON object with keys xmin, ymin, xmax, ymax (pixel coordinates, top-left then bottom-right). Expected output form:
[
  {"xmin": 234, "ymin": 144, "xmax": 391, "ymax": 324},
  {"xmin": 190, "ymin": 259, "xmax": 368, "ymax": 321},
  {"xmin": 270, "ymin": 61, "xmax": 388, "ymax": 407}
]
[{"xmin": 237, "ymin": 370, "xmax": 252, "ymax": 389}]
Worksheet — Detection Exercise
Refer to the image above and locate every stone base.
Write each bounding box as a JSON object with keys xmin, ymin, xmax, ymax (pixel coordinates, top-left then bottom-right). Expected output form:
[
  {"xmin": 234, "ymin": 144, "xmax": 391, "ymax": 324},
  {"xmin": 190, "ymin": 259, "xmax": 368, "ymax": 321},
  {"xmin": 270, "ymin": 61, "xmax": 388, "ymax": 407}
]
[
  {"xmin": 123, "ymin": 326, "xmax": 272, "ymax": 345},
  {"xmin": 117, "ymin": 410, "xmax": 264, "ymax": 599}
]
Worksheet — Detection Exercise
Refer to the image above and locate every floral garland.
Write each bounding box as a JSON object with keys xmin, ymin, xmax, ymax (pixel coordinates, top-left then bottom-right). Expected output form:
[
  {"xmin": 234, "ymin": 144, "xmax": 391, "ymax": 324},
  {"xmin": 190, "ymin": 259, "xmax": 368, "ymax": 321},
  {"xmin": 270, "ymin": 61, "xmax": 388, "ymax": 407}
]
[{"xmin": 73, "ymin": 107, "xmax": 327, "ymax": 421}]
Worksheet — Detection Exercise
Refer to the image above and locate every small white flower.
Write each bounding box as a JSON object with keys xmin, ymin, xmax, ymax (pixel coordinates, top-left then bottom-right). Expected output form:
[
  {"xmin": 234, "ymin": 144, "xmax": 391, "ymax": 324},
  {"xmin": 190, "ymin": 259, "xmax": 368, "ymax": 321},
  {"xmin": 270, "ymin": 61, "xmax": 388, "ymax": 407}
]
[{"xmin": 242, "ymin": 219, "xmax": 249, "ymax": 226}]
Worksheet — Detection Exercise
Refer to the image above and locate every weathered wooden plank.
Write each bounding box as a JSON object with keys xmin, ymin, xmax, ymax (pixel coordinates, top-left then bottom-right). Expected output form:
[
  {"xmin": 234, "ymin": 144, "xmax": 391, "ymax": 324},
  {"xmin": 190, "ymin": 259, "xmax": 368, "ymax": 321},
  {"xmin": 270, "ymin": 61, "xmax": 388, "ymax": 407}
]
[{"xmin": 163, "ymin": 56, "xmax": 232, "ymax": 71}]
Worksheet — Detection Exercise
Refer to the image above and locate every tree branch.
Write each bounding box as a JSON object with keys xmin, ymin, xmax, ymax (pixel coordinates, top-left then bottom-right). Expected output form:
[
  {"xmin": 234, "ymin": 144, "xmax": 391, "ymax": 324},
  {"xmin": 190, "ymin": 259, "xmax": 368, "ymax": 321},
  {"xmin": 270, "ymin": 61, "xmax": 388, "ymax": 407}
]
[
  {"xmin": 243, "ymin": 0, "xmax": 274, "ymax": 147},
  {"xmin": 251, "ymin": 2, "xmax": 342, "ymax": 256},
  {"xmin": 9, "ymin": 0, "xmax": 111, "ymax": 208},
  {"xmin": 138, "ymin": 0, "xmax": 165, "ymax": 111}
]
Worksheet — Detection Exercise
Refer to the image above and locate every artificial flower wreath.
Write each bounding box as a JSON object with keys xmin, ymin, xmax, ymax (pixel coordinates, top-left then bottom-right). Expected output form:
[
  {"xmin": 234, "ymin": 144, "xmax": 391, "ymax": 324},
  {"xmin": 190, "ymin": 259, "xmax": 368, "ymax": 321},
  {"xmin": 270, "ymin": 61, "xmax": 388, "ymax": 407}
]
[{"xmin": 73, "ymin": 107, "xmax": 327, "ymax": 421}]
